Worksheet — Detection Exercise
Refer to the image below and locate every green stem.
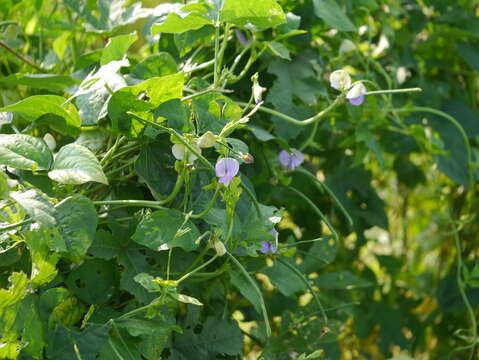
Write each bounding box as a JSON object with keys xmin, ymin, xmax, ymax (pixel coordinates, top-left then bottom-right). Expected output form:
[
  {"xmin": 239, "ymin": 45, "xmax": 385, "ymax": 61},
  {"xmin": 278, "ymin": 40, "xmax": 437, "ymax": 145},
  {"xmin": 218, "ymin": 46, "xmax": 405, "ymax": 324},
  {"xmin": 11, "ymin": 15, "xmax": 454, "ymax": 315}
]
[
  {"xmin": 0, "ymin": 219, "xmax": 33, "ymax": 232},
  {"xmin": 181, "ymin": 87, "xmax": 233, "ymax": 102},
  {"xmin": 104, "ymin": 160, "xmax": 134, "ymax": 177},
  {"xmin": 93, "ymin": 200, "xmax": 167, "ymax": 209},
  {"xmin": 227, "ymin": 252, "xmax": 271, "ymax": 337},
  {"xmin": 237, "ymin": 95, "xmax": 344, "ymax": 126},
  {"xmin": 365, "ymin": 87, "xmax": 422, "ymax": 95},
  {"xmin": 299, "ymin": 122, "xmax": 318, "ymax": 151},
  {"xmin": 394, "ymin": 106, "xmax": 473, "ymax": 188},
  {"xmin": 100, "ymin": 136, "xmax": 127, "ymax": 167},
  {"xmin": 216, "ymin": 23, "xmax": 231, "ymax": 81},
  {"xmin": 213, "ymin": 19, "xmax": 221, "ymax": 87},
  {"xmin": 191, "ymin": 185, "xmax": 220, "ymax": 219},
  {"xmin": 286, "ymin": 187, "xmax": 338, "ymax": 241},
  {"xmin": 295, "ymin": 167, "xmax": 353, "ymax": 227},
  {"xmin": 449, "ymin": 217, "xmax": 478, "ymax": 359},
  {"xmin": 177, "ymin": 254, "xmax": 219, "ymax": 284},
  {"xmin": 0, "ymin": 40, "xmax": 46, "ymax": 72},
  {"xmin": 277, "ymin": 257, "xmax": 328, "ymax": 326},
  {"xmin": 184, "ymin": 238, "xmax": 212, "ymax": 273}
]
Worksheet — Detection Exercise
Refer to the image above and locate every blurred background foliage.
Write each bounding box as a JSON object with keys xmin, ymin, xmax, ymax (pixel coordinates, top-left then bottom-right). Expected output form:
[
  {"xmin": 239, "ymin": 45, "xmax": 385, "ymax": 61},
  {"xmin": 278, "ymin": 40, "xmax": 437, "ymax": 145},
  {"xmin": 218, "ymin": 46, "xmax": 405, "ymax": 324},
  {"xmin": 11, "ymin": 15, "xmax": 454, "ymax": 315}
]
[{"xmin": 1, "ymin": 0, "xmax": 479, "ymax": 359}]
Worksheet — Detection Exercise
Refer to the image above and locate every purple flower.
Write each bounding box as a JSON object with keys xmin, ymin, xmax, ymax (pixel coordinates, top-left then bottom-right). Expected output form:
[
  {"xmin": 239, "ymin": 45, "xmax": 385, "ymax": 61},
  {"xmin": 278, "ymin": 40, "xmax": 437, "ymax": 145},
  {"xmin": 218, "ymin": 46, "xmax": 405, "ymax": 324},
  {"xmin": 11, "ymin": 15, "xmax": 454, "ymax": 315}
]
[
  {"xmin": 279, "ymin": 149, "xmax": 304, "ymax": 171},
  {"xmin": 215, "ymin": 157, "xmax": 240, "ymax": 186},
  {"xmin": 260, "ymin": 229, "xmax": 279, "ymax": 254},
  {"xmin": 260, "ymin": 241, "xmax": 277, "ymax": 254},
  {"xmin": 235, "ymin": 29, "xmax": 250, "ymax": 46},
  {"xmin": 346, "ymin": 83, "xmax": 367, "ymax": 106}
]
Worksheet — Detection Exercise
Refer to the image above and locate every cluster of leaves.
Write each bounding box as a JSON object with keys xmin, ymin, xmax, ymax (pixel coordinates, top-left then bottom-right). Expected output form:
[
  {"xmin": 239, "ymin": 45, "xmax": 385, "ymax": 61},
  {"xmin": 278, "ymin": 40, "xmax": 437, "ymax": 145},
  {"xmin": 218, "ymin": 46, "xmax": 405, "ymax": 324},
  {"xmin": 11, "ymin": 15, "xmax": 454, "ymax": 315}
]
[{"xmin": 1, "ymin": 0, "xmax": 478, "ymax": 359}]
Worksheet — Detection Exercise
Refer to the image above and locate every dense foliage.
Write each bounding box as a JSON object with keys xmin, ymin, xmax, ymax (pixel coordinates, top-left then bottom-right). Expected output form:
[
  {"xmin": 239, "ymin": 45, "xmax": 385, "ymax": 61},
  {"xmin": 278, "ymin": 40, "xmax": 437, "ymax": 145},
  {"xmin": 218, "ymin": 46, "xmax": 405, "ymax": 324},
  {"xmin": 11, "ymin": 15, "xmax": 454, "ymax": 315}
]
[{"xmin": 1, "ymin": 0, "xmax": 478, "ymax": 359}]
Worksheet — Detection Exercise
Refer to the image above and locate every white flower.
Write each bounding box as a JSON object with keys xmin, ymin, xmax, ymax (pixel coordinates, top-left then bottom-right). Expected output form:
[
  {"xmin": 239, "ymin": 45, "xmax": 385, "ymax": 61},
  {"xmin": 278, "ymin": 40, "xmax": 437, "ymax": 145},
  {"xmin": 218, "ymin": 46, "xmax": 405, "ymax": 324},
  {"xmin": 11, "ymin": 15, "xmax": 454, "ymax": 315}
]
[
  {"xmin": 329, "ymin": 69, "xmax": 352, "ymax": 91},
  {"xmin": 346, "ymin": 83, "xmax": 367, "ymax": 106},
  {"xmin": 339, "ymin": 39, "xmax": 356, "ymax": 54},
  {"xmin": 197, "ymin": 131, "xmax": 216, "ymax": 148},
  {"xmin": 253, "ymin": 83, "xmax": 266, "ymax": 104},
  {"xmin": 213, "ymin": 240, "xmax": 226, "ymax": 256},
  {"xmin": 43, "ymin": 133, "xmax": 56, "ymax": 151},
  {"xmin": 171, "ymin": 143, "xmax": 200, "ymax": 162}
]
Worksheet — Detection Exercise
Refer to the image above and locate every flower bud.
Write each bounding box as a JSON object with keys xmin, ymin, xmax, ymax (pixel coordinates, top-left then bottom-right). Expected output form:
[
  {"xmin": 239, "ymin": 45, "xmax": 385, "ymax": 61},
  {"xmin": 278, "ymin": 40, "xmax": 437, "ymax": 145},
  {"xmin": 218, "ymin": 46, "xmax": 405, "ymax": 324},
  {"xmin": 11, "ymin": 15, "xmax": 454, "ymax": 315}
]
[
  {"xmin": 213, "ymin": 240, "xmax": 226, "ymax": 256},
  {"xmin": 241, "ymin": 153, "xmax": 254, "ymax": 164},
  {"xmin": 43, "ymin": 133, "xmax": 56, "ymax": 151},
  {"xmin": 252, "ymin": 73, "xmax": 266, "ymax": 104},
  {"xmin": 329, "ymin": 69, "xmax": 352, "ymax": 91},
  {"xmin": 197, "ymin": 131, "xmax": 216, "ymax": 148},
  {"xmin": 172, "ymin": 143, "xmax": 201, "ymax": 162},
  {"xmin": 346, "ymin": 83, "xmax": 367, "ymax": 106},
  {"xmin": 339, "ymin": 39, "xmax": 356, "ymax": 54}
]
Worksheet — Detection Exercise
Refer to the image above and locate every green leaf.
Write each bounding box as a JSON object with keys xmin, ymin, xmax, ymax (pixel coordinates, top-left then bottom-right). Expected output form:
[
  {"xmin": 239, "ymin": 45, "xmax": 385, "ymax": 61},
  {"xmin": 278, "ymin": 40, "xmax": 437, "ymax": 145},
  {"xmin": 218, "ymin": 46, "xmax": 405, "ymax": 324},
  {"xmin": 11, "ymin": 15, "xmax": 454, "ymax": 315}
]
[
  {"xmin": 90, "ymin": 229, "xmax": 122, "ymax": 260},
  {"xmin": 14, "ymin": 295, "xmax": 45, "ymax": 358},
  {"xmin": 0, "ymin": 111, "xmax": 13, "ymax": 126},
  {"xmin": 314, "ymin": 270, "xmax": 373, "ymax": 289},
  {"xmin": 0, "ymin": 134, "xmax": 52, "ymax": 170},
  {"xmin": 457, "ymin": 43, "xmax": 479, "ymax": 72},
  {"xmin": 313, "ymin": 0, "xmax": 356, "ymax": 32},
  {"xmin": 201, "ymin": 317, "xmax": 243, "ymax": 355},
  {"xmin": 24, "ymin": 229, "xmax": 59, "ymax": 288},
  {"xmin": 132, "ymin": 209, "xmax": 200, "ymax": 252},
  {"xmin": 0, "ymin": 73, "xmax": 79, "ymax": 92},
  {"xmin": 54, "ymin": 195, "xmax": 98, "ymax": 262},
  {"xmin": 130, "ymin": 53, "xmax": 178, "ymax": 79},
  {"xmin": 134, "ymin": 273, "xmax": 162, "ymax": 292},
  {"xmin": 151, "ymin": 3, "xmax": 213, "ymax": 34},
  {"xmin": 134, "ymin": 140, "xmax": 177, "ymax": 199},
  {"xmin": 66, "ymin": 259, "xmax": 116, "ymax": 304},
  {"xmin": 155, "ymin": 99, "xmax": 193, "ymax": 133},
  {"xmin": 101, "ymin": 32, "xmax": 138, "ymax": 65},
  {"xmin": 75, "ymin": 130, "xmax": 108, "ymax": 152},
  {"xmin": 10, "ymin": 189, "xmax": 56, "ymax": 226},
  {"xmin": 0, "ymin": 295, "xmax": 46, "ymax": 359},
  {"xmin": 0, "ymin": 272, "xmax": 28, "ymax": 310},
  {"xmin": 118, "ymin": 247, "xmax": 156, "ymax": 304},
  {"xmin": 170, "ymin": 293, "xmax": 203, "ymax": 306},
  {"xmin": 48, "ymin": 144, "xmax": 108, "ymax": 185},
  {"xmin": 64, "ymin": 0, "xmax": 148, "ymax": 33},
  {"xmin": 47, "ymin": 324, "xmax": 109, "ymax": 360},
  {"xmin": 229, "ymin": 270, "xmax": 262, "ymax": 313},
  {"xmin": 108, "ymin": 73, "xmax": 184, "ymax": 135},
  {"xmin": 0, "ymin": 171, "xmax": 9, "ymax": 199},
  {"xmin": 298, "ymin": 237, "xmax": 338, "ymax": 273},
  {"xmin": 262, "ymin": 260, "xmax": 308, "ymax": 296},
  {"xmin": 220, "ymin": 0, "xmax": 286, "ymax": 29},
  {"xmin": 0, "ymin": 95, "xmax": 81, "ymax": 136},
  {"xmin": 268, "ymin": 41, "xmax": 291, "ymax": 60},
  {"xmin": 192, "ymin": 93, "xmax": 242, "ymax": 134}
]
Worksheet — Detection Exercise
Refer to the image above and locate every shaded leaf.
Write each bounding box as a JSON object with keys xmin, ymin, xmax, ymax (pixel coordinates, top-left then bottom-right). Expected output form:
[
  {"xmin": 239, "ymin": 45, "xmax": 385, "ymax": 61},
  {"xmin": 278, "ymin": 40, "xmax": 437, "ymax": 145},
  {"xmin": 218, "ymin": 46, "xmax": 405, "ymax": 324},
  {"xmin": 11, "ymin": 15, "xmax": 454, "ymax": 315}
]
[
  {"xmin": 0, "ymin": 134, "xmax": 52, "ymax": 171},
  {"xmin": 48, "ymin": 144, "xmax": 108, "ymax": 185},
  {"xmin": 54, "ymin": 195, "xmax": 98, "ymax": 262},
  {"xmin": 132, "ymin": 209, "xmax": 200, "ymax": 252},
  {"xmin": 313, "ymin": 0, "xmax": 356, "ymax": 32},
  {"xmin": 0, "ymin": 95, "xmax": 81, "ymax": 136}
]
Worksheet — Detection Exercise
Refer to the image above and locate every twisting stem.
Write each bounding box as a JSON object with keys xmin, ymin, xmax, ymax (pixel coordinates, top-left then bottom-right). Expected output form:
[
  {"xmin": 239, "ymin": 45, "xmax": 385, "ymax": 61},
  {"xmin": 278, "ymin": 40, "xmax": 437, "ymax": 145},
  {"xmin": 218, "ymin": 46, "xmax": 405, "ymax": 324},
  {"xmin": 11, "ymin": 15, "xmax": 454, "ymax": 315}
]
[
  {"xmin": 448, "ymin": 216, "xmax": 478, "ymax": 359},
  {"xmin": 295, "ymin": 167, "xmax": 353, "ymax": 227},
  {"xmin": 0, "ymin": 40, "xmax": 47, "ymax": 72},
  {"xmin": 191, "ymin": 185, "xmax": 220, "ymax": 219},
  {"xmin": 237, "ymin": 95, "xmax": 344, "ymax": 126},
  {"xmin": 286, "ymin": 187, "xmax": 338, "ymax": 241},
  {"xmin": 227, "ymin": 252, "xmax": 271, "ymax": 337},
  {"xmin": 177, "ymin": 254, "xmax": 219, "ymax": 284},
  {"xmin": 394, "ymin": 106, "xmax": 473, "ymax": 188},
  {"xmin": 277, "ymin": 257, "xmax": 328, "ymax": 327}
]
